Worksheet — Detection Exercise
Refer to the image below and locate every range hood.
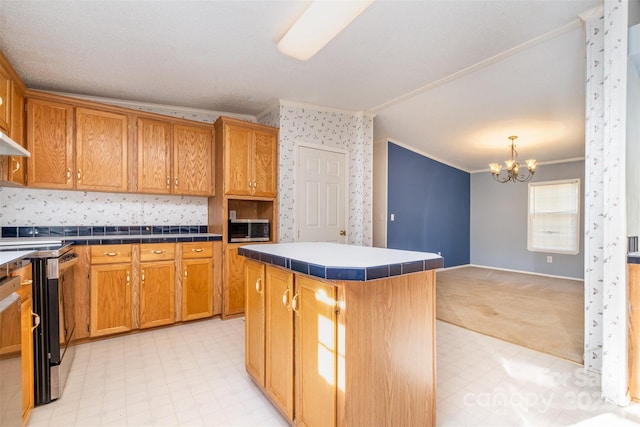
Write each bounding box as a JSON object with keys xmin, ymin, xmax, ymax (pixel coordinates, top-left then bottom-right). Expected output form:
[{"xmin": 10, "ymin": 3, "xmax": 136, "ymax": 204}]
[{"xmin": 0, "ymin": 130, "xmax": 29, "ymax": 157}]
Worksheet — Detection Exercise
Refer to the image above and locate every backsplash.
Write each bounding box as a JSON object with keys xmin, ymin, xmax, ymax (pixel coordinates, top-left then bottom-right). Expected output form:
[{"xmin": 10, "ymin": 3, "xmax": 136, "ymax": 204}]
[{"xmin": 0, "ymin": 187, "xmax": 208, "ymax": 226}]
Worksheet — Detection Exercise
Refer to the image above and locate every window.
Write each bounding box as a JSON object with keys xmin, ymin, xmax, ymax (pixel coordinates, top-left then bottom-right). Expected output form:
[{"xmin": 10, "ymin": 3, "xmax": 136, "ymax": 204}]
[{"xmin": 527, "ymin": 179, "xmax": 580, "ymax": 254}]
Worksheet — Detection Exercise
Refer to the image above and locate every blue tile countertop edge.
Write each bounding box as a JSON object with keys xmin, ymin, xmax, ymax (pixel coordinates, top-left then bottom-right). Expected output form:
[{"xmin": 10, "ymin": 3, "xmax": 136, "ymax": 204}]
[
  {"xmin": 238, "ymin": 243, "xmax": 444, "ymax": 282},
  {"xmin": 2, "ymin": 225, "xmax": 211, "ymax": 238},
  {"xmin": 628, "ymin": 252, "xmax": 640, "ymax": 264}
]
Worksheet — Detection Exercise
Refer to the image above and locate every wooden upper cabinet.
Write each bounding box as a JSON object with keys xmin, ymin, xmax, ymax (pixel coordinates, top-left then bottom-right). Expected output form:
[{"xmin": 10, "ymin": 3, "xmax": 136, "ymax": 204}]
[
  {"xmin": 225, "ymin": 124, "xmax": 253, "ymax": 196},
  {"xmin": 0, "ymin": 61, "xmax": 11, "ymax": 132},
  {"xmin": 220, "ymin": 119, "xmax": 278, "ymax": 197},
  {"xmin": 27, "ymin": 98, "xmax": 74, "ymax": 189},
  {"xmin": 75, "ymin": 108, "xmax": 128, "ymax": 192},
  {"xmin": 8, "ymin": 83, "xmax": 26, "ymax": 185},
  {"xmin": 253, "ymin": 130, "xmax": 277, "ymax": 197},
  {"xmin": 136, "ymin": 117, "xmax": 172, "ymax": 194},
  {"xmin": 173, "ymin": 124, "xmax": 213, "ymax": 196}
]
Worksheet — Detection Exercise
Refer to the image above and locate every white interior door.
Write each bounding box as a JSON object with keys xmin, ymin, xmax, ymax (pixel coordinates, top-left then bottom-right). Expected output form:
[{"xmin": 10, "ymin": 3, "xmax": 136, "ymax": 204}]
[{"xmin": 297, "ymin": 145, "xmax": 347, "ymax": 243}]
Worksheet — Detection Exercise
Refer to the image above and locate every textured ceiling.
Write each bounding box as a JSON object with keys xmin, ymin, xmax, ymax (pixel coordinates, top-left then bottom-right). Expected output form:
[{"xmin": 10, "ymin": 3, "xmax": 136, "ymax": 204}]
[{"xmin": 0, "ymin": 0, "xmax": 602, "ymax": 171}]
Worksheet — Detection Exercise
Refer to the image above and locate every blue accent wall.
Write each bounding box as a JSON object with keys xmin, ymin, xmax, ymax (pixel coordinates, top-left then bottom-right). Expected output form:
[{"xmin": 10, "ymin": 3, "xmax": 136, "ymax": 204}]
[{"xmin": 387, "ymin": 142, "xmax": 470, "ymax": 267}]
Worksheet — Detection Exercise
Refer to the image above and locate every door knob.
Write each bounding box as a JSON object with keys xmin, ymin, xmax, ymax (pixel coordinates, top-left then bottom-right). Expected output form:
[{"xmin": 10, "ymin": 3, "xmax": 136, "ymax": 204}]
[{"xmin": 339, "ymin": 230, "xmax": 346, "ymax": 236}]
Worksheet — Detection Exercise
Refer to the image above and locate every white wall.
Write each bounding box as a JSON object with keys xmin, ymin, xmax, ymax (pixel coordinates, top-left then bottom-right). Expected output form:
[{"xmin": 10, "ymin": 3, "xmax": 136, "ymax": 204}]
[
  {"xmin": 372, "ymin": 139, "xmax": 388, "ymax": 248},
  {"xmin": 627, "ymin": 59, "xmax": 640, "ymax": 238}
]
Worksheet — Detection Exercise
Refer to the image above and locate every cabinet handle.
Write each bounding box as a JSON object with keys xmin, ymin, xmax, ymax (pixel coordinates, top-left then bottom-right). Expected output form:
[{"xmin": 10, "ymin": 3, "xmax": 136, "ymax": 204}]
[
  {"xmin": 166, "ymin": 177, "xmax": 170, "ymax": 188},
  {"xmin": 282, "ymin": 287, "xmax": 291, "ymax": 309},
  {"xmin": 22, "ymin": 279, "xmax": 33, "ymax": 286},
  {"xmin": 253, "ymin": 180, "xmax": 257, "ymax": 189},
  {"xmin": 141, "ymin": 269, "xmax": 145, "ymax": 285},
  {"xmin": 184, "ymin": 268, "xmax": 188, "ymax": 277},
  {"xmin": 66, "ymin": 168, "xmax": 71, "ymax": 182},
  {"xmin": 77, "ymin": 169, "xmax": 82, "ymax": 182},
  {"xmin": 151, "ymin": 250, "xmax": 165, "ymax": 254},
  {"xmin": 191, "ymin": 248, "xmax": 204, "ymax": 253},
  {"xmin": 103, "ymin": 252, "xmax": 119, "ymax": 257},
  {"xmin": 291, "ymin": 291, "xmax": 300, "ymax": 316},
  {"xmin": 126, "ymin": 272, "xmax": 130, "ymax": 285},
  {"xmin": 11, "ymin": 159, "xmax": 19, "ymax": 174},
  {"xmin": 175, "ymin": 177, "xmax": 178, "ymax": 188},
  {"xmin": 31, "ymin": 312, "xmax": 40, "ymax": 331},
  {"xmin": 255, "ymin": 276, "xmax": 263, "ymax": 295},
  {"xmin": 0, "ymin": 96, "xmax": 3, "ymax": 106}
]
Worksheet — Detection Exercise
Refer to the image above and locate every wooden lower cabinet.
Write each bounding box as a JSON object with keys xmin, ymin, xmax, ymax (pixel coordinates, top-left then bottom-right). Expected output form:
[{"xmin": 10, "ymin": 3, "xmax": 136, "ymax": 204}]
[
  {"xmin": 90, "ymin": 262, "xmax": 133, "ymax": 337},
  {"xmin": 630, "ymin": 263, "xmax": 640, "ymax": 400},
  {"xmin": 296, "ymin": 275, "xmax": 337, "ymax": 427},
  {"xmin": 13, "ymin": 264, "xmax": 34, "ymax": 425},
  {"xmin": 245, "ymin": 260, "xmax": 265, "ymax": 387},
  {"xmin": 224, "ymin": 246, "xmax": 246, "ymax": 318},
  {"xmin": 139, "ymin": 260, "xmax": 175, "ymax": 329},
  {"xmin": 244, "ymin": 261, "xmax": 437, "ymax": 427},
  {"xmin": 265, "ymin": 265, "xmax": 295, "ymax": 421},
  {"xmin": 181, "ymin": 242, "xmax": 214, "ymax": 321}
]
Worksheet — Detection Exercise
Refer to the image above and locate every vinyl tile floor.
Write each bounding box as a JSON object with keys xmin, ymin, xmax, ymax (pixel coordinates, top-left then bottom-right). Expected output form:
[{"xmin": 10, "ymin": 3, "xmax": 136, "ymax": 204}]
[{"xmin": 26, "ymin": 318, "xmax": 640, "ymax": 427}]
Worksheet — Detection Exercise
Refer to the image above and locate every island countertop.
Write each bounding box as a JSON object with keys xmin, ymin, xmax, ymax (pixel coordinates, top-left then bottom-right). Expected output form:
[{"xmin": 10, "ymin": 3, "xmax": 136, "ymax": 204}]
[{"xmin": 239, "ymin": 242, "xmax": 443, "ymax": 281}]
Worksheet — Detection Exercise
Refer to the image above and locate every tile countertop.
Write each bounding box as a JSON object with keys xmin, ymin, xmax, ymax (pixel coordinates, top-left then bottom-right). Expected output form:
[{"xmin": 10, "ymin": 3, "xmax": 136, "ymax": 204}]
[
  {"xmin": 629, "ymin": 252, "xmax": 640, "ymax": 264},
  {"xmin": 239, "ymin": 242, "xmax": 444, "ymax": 281},
  {"xmin": 0, "ymin": 234, "xmax": 222, "ymax": 246},
  {"xmin": 0, "ymin": 250, "xmax": 36, "ymax": 268}
]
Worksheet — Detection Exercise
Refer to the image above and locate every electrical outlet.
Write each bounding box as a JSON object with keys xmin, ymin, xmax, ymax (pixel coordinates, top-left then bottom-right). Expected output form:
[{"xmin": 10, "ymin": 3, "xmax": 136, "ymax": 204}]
[
  {"xmin": 547, "ymin": 256, "xmax": 553, "ymax": 263},
  {"xmin": 390, "ymin": 213, "xmax": 395, "ymax": 221}
]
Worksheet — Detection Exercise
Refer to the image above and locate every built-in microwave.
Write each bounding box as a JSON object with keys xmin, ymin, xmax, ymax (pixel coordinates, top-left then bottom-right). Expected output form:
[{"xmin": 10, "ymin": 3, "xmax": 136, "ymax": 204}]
[{"xmin": 228, "ymin": 219, "xmax": 270, "ymax": 243}]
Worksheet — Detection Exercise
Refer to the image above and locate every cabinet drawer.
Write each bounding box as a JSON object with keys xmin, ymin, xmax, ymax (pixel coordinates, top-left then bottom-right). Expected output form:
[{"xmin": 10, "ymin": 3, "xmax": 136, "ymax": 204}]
[
  {"xmin": 140, "ymin": 243, "xmax": 175, "ymax": 262},
  {"xmin": 182, "ymin": 242, "xmax": 213, "ymax": 259},
  {"xmin": 91, "ymin": 245, "xmax": 132, "ymax": 264}
]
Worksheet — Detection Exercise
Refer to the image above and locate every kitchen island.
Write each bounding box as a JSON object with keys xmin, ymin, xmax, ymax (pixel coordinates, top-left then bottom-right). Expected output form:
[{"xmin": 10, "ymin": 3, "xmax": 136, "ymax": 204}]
[{"xmin": 239, "ymin": 242, "xmax": 443, "ymax": 427}]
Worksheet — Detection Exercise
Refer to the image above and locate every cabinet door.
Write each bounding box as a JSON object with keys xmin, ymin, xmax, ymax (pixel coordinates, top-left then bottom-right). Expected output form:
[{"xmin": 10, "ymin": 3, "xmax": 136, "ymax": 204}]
[
  {"xmin": 140, "ymin": 260, "xmax": 175, "ymax": 329},
  {"xmin": 182, "ymin": 258, "xmax": 213, "ymax": 321},
  {"xmin": 75, "ymin": 108, "xmax": 128, "ymax": 192},
  {"xmin": 27, "ymin": 98, "xmax": 74, "ymax": 189},
  {"xmin": 8, "ymin": 83, "xmax": 26, "ymax": 185},
  {"xmin": 224, "ymin": 124, "xmax": 253, "ymax": 195},
  {"xmin": 137, "ymin": 118, "xmax": 172, "ymax": 194},
  {"xmin": 253, "ymin": 130, "xmax": 277, "ymax": 197},
  {"xmin": 265, "ymin": 265, "xmax": 294, "ymax": 421},
  {"xmin": 90, "ymin": 263, "xmax": 132, "ymax": 337},
  {"xmin": 173, "ymin": 124, "xmax": 213, "ymax": 196},
  {"xmin": 245, "ymin": 259, "xmax": 265, "ymax": 387},
  {"xmin": 21, "ymin": 294, "xmax": 33, "ymax": 422},
  {"xmin": 0, "ymin": 62, "xmax": 10, "ymax": 132},
  {"xmin": 224, "ymin": 247, "xmax": 246, "ymax": 317},
  {"xmin": 296, "ymin": 275, "xmax": 337, "ymax": 427}
]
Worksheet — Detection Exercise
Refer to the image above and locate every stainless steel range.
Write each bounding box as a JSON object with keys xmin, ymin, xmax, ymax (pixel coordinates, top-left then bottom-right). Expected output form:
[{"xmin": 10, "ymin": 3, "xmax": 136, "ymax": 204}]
[{"xmin": 0, "ymin": 241, "xmax": 78, "ymax": 406}]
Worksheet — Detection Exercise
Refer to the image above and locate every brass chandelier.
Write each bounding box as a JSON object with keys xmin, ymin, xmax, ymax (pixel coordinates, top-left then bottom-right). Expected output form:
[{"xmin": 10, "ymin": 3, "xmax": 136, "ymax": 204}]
[{"xmin": 489, "ymin": 136, "xmax": 538, "ymax": 183}]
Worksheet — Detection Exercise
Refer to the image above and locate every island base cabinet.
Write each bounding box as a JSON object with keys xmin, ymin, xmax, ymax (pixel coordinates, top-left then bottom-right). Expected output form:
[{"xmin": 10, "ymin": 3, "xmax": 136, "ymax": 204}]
[
  {"xmin": 243, "ymin": 260, "xmax": 437, "ymax": 427},
  {"xmin": 295, "ymin": 275, "xmax": 337, "ymax": 427},
  {"xmin": 245, "ymin": 260, "xmax": 265, "ymax": 387},
  {"xmin": 265, "ymin": 266, "xmax": 294, "ymax": 421}
]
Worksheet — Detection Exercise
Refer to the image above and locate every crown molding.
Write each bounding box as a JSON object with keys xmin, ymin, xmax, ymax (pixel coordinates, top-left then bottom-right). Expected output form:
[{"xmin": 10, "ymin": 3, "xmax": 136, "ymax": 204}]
[
  {"xmin": 469, "ymin": 156, "xmax": 585, "ymax": 174},
  {"xmin": 36, "ymin": 90, "xmax": 256, "ymax": 122},
  {"xmin": 385, "ymin": 138, "xmax": 469, "ymax": 172},
  {"xmin": 578, "ymin": 5, "xmax": 604, "ymax": 22},
  {"xmin": 279, "ymin": 99, "xmax": 376, "ymax": 119}
]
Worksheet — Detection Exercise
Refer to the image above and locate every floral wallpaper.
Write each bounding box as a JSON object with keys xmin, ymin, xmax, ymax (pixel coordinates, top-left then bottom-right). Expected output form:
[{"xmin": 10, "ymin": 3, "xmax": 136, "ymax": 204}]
[
  {"xmin": 260, "ymin": 102, "xmax": 374, "ymax": 246},
  {"xmin": 0, "ymin": 187, "xmax": 208, "ymax": 226},
  {"xmin": 583, "ymin": 0, "xmax": 629, "ymax": 405}
]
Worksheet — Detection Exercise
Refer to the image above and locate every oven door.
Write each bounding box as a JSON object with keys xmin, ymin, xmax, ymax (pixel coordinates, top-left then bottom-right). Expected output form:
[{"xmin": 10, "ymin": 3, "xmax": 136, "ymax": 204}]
[{"xmin": 47, "ymin": 253, "xmax": 78, "ymax": 365}]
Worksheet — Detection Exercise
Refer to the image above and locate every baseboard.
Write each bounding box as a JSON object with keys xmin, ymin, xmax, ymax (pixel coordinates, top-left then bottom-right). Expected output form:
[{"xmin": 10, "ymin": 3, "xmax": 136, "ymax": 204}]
[{"xmin": 441, "ymin": 263, "xmax": 583, "ymax": 282}]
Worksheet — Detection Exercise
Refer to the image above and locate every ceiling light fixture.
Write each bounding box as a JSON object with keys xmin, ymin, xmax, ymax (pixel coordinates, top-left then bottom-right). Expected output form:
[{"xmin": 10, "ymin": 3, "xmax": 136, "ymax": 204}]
[
  {"xmin": 277, "ymin": 0, "xmax": 374, "ymax": 61},
  {"xmin": 489, "ymin": 136, "xmax": 538, "ymax": 183}
]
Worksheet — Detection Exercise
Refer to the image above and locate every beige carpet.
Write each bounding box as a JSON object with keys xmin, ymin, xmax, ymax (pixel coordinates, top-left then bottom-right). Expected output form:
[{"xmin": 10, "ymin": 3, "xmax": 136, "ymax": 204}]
[{"xmin": 436, "ymin": 266, "xmax": 584, "ymax": 364}]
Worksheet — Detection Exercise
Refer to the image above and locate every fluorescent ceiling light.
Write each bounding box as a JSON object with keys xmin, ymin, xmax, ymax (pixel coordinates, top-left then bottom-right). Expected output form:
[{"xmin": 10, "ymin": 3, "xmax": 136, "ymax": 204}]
[{"xmin": 278, "ymin": 0, "xmax": 374, "ymax": 61}]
